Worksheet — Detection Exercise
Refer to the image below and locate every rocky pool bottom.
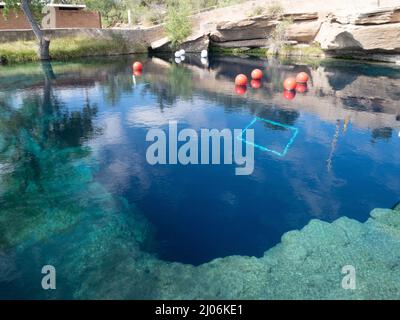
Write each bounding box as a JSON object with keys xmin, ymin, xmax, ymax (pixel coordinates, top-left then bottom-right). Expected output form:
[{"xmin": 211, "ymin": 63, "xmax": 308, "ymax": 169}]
[{"xmin": 1, "ymin": 159, "xmax": 399, "ymax": 299}]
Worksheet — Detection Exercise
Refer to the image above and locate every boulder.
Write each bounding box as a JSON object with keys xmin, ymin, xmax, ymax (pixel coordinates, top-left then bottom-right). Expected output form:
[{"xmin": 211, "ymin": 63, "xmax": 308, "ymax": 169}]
[
  {"xmin": 315, "ymin": 22, "xmax": 400, "ymax": 53},
  {"xmin": 211, "ymin": 16, "xmax": 278, "ymax": 42},
  {"xmin": 286, "ymin": 20, "xmax": 322, "ymax": 43},
  {"xmin": 151, "ymin": 33, "xmax": 210, "ymax": 53},
  {"xmin": 211, "ymin": 12, "xmax": 319, "ymax": 43}
]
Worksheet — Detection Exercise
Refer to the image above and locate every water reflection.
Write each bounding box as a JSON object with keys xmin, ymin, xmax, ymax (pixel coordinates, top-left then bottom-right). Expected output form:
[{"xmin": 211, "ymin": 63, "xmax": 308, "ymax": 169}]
[
  {"xmin": 0, "ymin": 55, "xmax": 399, "ymax": 267},
  {"xmin": 0, "ymin": 62, "xmax": 100, "ymax": 250}
]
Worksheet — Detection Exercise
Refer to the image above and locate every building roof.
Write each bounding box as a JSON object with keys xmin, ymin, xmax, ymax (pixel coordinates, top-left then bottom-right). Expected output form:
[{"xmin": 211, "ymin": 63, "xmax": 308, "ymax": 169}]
[
  {"xmin": 0, "ymin": 2, "xmax": 86, "ymax": 9},
  {"xmin": 46, "ymin": 4, "xmax": 86, "ymax": 9}
]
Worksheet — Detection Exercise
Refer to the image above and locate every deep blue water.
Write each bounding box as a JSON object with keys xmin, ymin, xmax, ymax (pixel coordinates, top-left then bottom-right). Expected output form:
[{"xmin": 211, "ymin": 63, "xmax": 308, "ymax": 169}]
[{"xmin": 0, "ymin": 55, "xmax": 399, "ymax": 298}]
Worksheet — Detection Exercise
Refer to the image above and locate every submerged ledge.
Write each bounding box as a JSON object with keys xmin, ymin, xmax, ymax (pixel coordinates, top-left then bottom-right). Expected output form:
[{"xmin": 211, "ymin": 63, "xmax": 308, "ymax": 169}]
[{"xmin": 71, "ymin": 204, "xmax": 400, "ymax": 300}]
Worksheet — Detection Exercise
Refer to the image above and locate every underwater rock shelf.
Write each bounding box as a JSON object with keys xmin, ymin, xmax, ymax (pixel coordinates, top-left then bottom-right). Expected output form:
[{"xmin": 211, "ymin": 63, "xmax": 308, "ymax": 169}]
[{"xmin": 72, "ymin": 205, "xmax": 400, "ymax": 299}]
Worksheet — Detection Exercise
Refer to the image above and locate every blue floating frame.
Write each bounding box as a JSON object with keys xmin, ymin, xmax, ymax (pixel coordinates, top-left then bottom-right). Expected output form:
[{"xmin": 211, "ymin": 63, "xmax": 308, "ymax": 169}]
[{"xmin": 237, "ymin": 117, "xmax": 299, "ymax": 157}]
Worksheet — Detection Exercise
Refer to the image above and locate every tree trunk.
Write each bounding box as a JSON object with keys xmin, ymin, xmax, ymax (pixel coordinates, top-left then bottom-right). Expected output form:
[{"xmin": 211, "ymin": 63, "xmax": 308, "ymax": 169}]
[{"xmin": 20, "ymin": 0, "xmax": 50, "ymax": 60}]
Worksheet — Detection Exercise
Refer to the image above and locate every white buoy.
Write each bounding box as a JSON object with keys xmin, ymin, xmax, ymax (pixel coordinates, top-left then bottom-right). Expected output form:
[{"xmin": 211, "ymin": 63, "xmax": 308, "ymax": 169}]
[
  {"xmin": 201, "ymin": 50, "xmax": 208, "ymax": 58},
  {"xmin": 201, "ymin": 57, "xmax": 208, "ymax": 66},
  {"xmin": 179, "ymin": 49, "xmax": 186, "ymax": 56},
  {"xmin": 180, "ymin": 55, "xmax": 185, "ymax": 61},
  {"xmin": 175, "ymin": 51, "xmax": 181, "ymax": 58},
  {"xmin": 175, "ymin": 57, "xmax": 181, "ymax": 64}
]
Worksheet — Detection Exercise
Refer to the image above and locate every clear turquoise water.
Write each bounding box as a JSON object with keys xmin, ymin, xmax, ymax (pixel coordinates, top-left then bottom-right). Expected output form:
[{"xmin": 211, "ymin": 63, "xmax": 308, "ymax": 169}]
[{"xmin": 0, "ymin": 56, "xmax": 399, "ymax": 299}]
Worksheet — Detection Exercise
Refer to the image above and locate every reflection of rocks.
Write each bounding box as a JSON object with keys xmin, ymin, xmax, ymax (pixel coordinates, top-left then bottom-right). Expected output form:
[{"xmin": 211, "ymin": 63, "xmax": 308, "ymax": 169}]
[
  {"xmin": 145, "ymin": 56, "xmax": 400, "ymax": 131},
  {"xmin": 372, "ymin": 127, "xmax": 393, "ymax": 141}
]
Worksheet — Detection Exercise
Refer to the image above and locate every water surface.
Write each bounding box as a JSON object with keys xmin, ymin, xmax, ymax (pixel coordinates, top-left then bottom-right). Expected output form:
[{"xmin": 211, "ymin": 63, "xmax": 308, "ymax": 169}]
[{"xmin": 0, "ymin": 55, "xmax": 399, "ymax": 298}]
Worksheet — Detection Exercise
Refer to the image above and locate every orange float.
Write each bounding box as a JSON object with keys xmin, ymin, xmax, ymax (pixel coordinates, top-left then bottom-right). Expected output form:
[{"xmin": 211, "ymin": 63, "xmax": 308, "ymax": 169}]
[
  {"xmin": 235, "ymin": 74, "xmax": 248, "ymax": 86},
  {"xmin": 296, "ymin": 83, "xmax": 307, "ymax": 93},
  {"xmin": 235, "ymin": 85, "xmax": 247, "ymax": 95},
  {"xmin": 296, "ymin": 72, "xmax": 309, "ymax": 83},
  {"xmin": 133, "ymin": 61, "xmax": 143, "ymax": 71},
  {"xmin": 283, "ymin": 90, "xmax": 296, "ymax": 100},
  {"xmin": 251, "ymin": 69, "xmax": 263, "ymax": 80},
  {"xmin": 283, "ymin": 77, "xmax": 297, "ymax": 91},
  {"xmin": 250, "ymin": 79, "xmax": 262, "ymax": 89}
]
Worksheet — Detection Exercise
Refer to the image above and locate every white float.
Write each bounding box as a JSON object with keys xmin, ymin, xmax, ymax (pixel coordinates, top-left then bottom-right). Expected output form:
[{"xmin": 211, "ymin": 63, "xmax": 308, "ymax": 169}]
[
  {"xmin": 175, "ymin": 51, "xmax": 181, "ymax": 58},
  {"xmin": 201, "ymin": 50, "xmax": 208, "ymax": 58},
  {"xmin": 175, "ymin": 57, "xmax": 182, "ymax": 64},
  {"xmin": 179, "ymin": 49, "xmax": 186, "ymax": 56}
]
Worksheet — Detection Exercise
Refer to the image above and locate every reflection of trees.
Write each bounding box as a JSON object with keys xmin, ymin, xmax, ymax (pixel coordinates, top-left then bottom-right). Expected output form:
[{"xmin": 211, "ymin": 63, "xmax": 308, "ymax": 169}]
[
  {"xmin": 0, "ymin": 62, "xmax": 100, "ymax": 249},
  {"xmin": 142, "ymin": 64, "xmax": 194, "ymax": 110},
  {"xmin": 103, "ymin": 72, "xmax": 135, "ymax": 106}
]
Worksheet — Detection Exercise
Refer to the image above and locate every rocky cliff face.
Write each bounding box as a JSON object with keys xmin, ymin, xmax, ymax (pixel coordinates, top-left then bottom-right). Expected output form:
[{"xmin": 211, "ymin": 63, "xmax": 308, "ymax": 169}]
[
  {"xmin": 316, "ymin": 6, "xmax": 400, "ymax": 62},
  {"xmin": 152, "ymin": 4, "xmax": 400, "ymax": 63}
]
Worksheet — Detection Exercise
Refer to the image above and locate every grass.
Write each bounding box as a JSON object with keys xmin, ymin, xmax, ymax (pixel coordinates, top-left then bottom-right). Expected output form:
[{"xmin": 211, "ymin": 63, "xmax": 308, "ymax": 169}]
[
  {"xmin": 0, "ymin": 36, "xmax": 145, "ymax": 64},
  {"xmin": 210, "ymin": 46, "xmax": 268, "ymax": 57},
  {"xmin": 211, "ymin": 43, "xmax": 325, "ymax": 66},
  {"xmin": 267, "ymin": 2, "xmax": 284, "ymax": 17},
  {"xmin": 277, "ymin": 44, "xmax": 325, "ymax": 57}
]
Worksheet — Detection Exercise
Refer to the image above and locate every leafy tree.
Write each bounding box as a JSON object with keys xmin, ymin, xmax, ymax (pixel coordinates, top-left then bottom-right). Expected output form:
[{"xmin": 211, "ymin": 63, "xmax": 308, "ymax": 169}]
[
  {"xmin": 165, "ymin": 0, "xmax": 192, "ymax": 48},
  {"xmin": 3, "ymin": 0, "xmax": 50, "ymax": 60}
]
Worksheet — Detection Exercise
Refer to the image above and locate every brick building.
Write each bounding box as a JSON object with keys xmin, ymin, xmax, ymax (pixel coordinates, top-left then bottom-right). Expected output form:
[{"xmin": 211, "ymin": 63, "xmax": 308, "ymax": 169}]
[
  {"xmin": 41, "ymin": 4, "xmax": 102, "ymax": 29},
  {"xmin": 0, "ymin": 2, "xmax": 31, "ymax": 30},
  {"xmin": 0, "ymin": 3, "xmax": 101, "ymax": 30}
]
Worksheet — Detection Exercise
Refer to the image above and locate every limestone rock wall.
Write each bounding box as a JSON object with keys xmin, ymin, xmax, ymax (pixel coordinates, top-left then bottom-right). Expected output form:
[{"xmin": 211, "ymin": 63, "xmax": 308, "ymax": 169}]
[{"xmin": 152, "ymin": 2, "xmax": 400, "ymax": 62}]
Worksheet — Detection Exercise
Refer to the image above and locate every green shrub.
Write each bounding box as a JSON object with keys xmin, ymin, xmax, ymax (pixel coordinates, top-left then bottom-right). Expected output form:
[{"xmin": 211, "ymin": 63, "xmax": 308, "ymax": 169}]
[
  {"xmin": 164, "ymin": 0, "xmax": 192, "ymax": 48},
  {"xmin": 267, "ymin": 1, "xmax": 284, "ymax": 17},
  {"xmin": 249, "ymin": 6, "xmax": 264, "ymax": 17}
]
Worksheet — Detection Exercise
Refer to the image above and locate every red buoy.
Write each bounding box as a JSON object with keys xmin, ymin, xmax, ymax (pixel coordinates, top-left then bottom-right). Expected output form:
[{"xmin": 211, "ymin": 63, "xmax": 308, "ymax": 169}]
[
  {"xmin": 133, "ymin": 61, "xmax": 143, "ymax": 71},
  {"xmin": 133, "ymin": 70, "xmax": 142, "ymax": 77},
  {"xmin": 235, "ymin": 85, "xmax": 247, "ymax": 95},
  {"xmin": 251, "ymin": 69, "xmax": 263, "ymax": 80},
  {"xmin": 283, "ymin": 77, "xmax": 297, "ymax": 91},
  {"xmin": 250, "ymin": 79, "xmax": 262, "ymax": 89},
  {"xmin": 235, "ymin": 74, "xmax": 248, "ymax": 86},
  {"xmin": 296, "ymin": 72, "xmax": 309, "ymax": 83},
  {"xmin": 296, "ymin": 83, "xmax": 307, "ymax": 93},
  {"xmin": 283, "ymin": 90, "xmax": 296, "ymax": 100}
]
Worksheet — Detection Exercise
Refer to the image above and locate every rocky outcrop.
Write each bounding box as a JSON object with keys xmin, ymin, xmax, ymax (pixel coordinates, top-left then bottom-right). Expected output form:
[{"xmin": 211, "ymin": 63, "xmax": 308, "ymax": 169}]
[
  {"xmin": 285, "ymin": 20, "xmax": 322, "ymax": 43},
  {"xmin": 210, "ymin": 12, "xmax": 320, "ymax": 44},
  {"xmin": 171, "ymin": 4, "xmax": 400, "ymax": 63},
  {"xmin": 316, "ymin": 20, "xmax": 400, "ymax": 57},
  {"xmin": 210, "ymin": 15, "xmax": 278, "ymax": 42},
  {"xmin": 151, "ymin": 33, "xmax": 209, "ymax": 52},
  {"xmin": 334, "ymin": 6, "xmax": 400, "ymax": 25}
]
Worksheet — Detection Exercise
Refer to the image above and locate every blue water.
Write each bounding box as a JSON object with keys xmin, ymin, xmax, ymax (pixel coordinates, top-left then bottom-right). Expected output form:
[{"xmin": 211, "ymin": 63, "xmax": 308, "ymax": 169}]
[{"xmin": 0, "ymin": 55, "xmax": 399, "ymax": 298}]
